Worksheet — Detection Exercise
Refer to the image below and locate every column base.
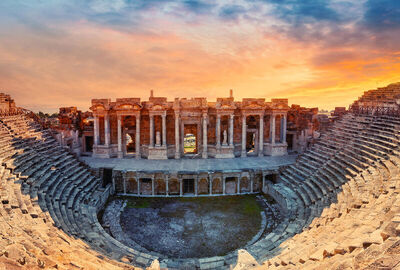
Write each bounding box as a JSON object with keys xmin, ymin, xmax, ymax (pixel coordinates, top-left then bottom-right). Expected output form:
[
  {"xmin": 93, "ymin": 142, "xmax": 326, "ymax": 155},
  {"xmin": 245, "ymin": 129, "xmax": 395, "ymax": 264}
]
[
  {"xmin": 92, "ymin": 145, "xmax": 114, "ymax": 158},
  {"xmin": 241, "ymin": 150, "xmax": 247, "ymax": 157},
  {"xmin": 148, "ymin": 146, "xmax": 168, "ymax": 160},
  {"xmin": 264, "ymin": 142, "xmax": 288, "ymax": 156},
  {"xmin": 175, "ymin": 152, "xmax": 181, "ymax": 159},
  {"xmin": 258, "ymin": 151, "xmax": 264, "ymax": 157},
  {"xmin": 215, "ymin": 145, "xmax": 234, "ymax": 159},
  {"xmin": 202, "ymin": 152, "xmax": 208, "ymax": 159},
  {"xmin": 117, "ymin": 151, "xmax": 123, "ymax": 158}
]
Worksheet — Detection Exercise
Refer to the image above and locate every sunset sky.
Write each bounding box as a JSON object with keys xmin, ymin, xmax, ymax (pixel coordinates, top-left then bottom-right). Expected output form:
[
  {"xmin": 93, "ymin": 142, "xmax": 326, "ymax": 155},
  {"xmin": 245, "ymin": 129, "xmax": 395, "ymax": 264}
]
[{"xmin": 1, "ymin": 0, "xmax": 400, "ymax": 112}]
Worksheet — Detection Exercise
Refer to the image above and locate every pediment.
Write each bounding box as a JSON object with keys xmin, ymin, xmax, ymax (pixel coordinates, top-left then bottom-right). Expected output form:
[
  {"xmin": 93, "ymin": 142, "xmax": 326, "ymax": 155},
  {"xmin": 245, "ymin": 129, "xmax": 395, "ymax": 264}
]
[
  {"xmin": 151, "ymin": 105, "xmax": 164, "ymax": 111},
  {"xmin": 221, "ymin": 104, "xmax": 234, "ymax": 109},
  {"xmin": 245, "ymin": 103, "xmax": 263, "ymax": 109},
  {"xmin": 116, "ymin": 103, "xmax": 141, "ymax": 110},
  {"xmin": 90, "ymin": 104, "xmax": 106, "ymax": 111}
]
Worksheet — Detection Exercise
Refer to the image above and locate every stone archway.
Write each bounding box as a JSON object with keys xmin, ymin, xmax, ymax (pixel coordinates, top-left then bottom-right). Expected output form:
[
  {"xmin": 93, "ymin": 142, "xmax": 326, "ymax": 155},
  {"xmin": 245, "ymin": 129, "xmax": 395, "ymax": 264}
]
[
  {"xmin": 155, "ymin": 178, "xmax": 166, "ymax": 195},
  {"xmin": 225, "ymin": 177, "xmax": 237, "ymax": 194},
  {"xmin": 126, "ymin": 178, "xmax": 137, "ymax": 193},
  {"xmin": 240, "ymin": 177, "xmax": 250, "ymax": 193},
  {"xmin": 198, "ymin": 178, "xmax": 209, "ymax": 194},
  {"xmin": 168, "ymin": 178, "xmax": 180, "ymax": 195},
  {"xmin": 183, "ymin": 124, "xmax": 198, "ymax": 154},
  {"xmin": 140, "ymin": 178, "xmax": 152, "ymax": 195},
  {"xmin": 212, "ymin": 178, "xmax": 222, "ymax": 194}
]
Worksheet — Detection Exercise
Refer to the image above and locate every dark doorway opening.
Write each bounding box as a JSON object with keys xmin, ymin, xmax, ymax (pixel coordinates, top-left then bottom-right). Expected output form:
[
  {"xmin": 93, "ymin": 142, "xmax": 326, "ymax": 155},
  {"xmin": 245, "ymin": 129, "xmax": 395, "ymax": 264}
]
[
  {"xmin": 183, "ymin": 179, "xmax": 195, "ymax": 194},
  {"xmin": 246, "ymin": 131, "xmax": 256, "ymax": 153},
  {"xmin": 265, "ymin": 174, "xmax": 278, "ymax": 184},
  {"xmin": 287, "ymin": 134, "xmax": 293, "ymax": 150},
  {"xmin": 103, "ymin": 168, "xmax": 113, "ymax": 188},
  {"xmin": 85, "ymin": 136, "xmax": 93, "ymax": 152}
]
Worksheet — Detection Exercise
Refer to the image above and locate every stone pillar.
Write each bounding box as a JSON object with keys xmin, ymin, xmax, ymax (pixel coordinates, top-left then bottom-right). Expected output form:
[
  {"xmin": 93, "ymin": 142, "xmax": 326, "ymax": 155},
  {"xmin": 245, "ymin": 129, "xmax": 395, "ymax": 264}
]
[
  {"xmin": 223, "ymin": 176, "xmax": 226, "ymax": 195},
  {"xmin": 250, "ymin": 177, "xmax": 254, "ymax": 193},
  {"xmin": 137, "ymin": 179, "xmax": 140, "ymax": 195},
  {"xmin": 270, "ymin": 114, "xmax": 276, "ymax": 144},
  {"xmin": 179, "ymin": 178, "xmax": 183, "ymax": 197},
  {"xmin": 262, "ymin": 173, "xmax": 265, "ymax": 191},
  {"xmin": 104, "ymin": 114, "xmax": 110, "ymax": 146},
  {"xmin": 241, "ymin": 115, "xmax": 247, "ymax": 157},
  {"xmin": 281, "ymin": 114, "xmax": 287, "ymax": 143},
  {"xmin": 229, "ymin": 114, "xmax": 234, "ymax": 146},
  {"xmin": 166, "ymin": 176, "xmax": 169, "ymax": 196},
  {"xmin": 123, "ymin": 175, "xmax": 127, "ymax": 194},
  {"xmin": 216, "ymin": 114, "xmax": 221, "ymax": 148},
  {"xmin": 195, "ymin": 176, "xmax": 198, "ymax": 196},
  {"xmin": 152, "ymin": 176, "xmax": 155, "ymax": 196},
  {"xmin": 150, "ymin": 115, "xmax": 154, "ymax": 147},
  {"xmin": 94, "ymin": 115, "xmax": 99, "ymax": 145},
  {"xmin": 209, "ymin": 177, "xmax": 212, "ymax": 195},
  {"xmin": 175, "ymin": 113, "xmax": 180, "ymax": 159},
  {"xmin": 202, "ymin": 114, "xmax": 208, "ymax": 159},
  {"xmin": 112, "ymin": 176, "xmax": 115, "ymax": 193},
  {"xmin": 237, "ymin": 177, "xmax": 241, "ymax": 194},
  {"xmin": 259, "ymin": 114, "xmax": 264, "ymax": 157},
  {"xmin": 117, "ymin": 115, "xmax": 122, "ymax": 158},
  {"xmin": 162, "ymin": 114, "xmax": 167, "ymax": 146},
  {"xmin": 135, "ymin": 115, "xmax": 141, "ymax": 159}
]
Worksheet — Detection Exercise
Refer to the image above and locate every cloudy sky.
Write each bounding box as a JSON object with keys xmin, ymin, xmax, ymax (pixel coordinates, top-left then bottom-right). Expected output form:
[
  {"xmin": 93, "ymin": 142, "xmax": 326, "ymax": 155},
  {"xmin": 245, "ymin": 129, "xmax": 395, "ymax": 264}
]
[{"xmin": 0, "ymin": 0, "xmax": 400, "ymax": 112}]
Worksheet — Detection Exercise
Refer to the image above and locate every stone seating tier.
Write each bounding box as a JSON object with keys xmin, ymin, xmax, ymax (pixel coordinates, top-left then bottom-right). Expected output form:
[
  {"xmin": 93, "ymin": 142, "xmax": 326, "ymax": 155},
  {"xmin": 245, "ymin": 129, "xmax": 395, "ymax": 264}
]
[{"xmin": 1, "ymin": 109, "xmax": 400, "ymax": 269}]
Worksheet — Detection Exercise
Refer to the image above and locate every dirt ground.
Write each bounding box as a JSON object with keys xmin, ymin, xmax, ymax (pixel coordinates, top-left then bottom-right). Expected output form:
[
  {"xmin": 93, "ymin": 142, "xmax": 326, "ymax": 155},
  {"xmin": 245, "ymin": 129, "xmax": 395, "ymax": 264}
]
[{"xmin": 118, "ymin": 195, "xmax": 268, "ymax": 258}]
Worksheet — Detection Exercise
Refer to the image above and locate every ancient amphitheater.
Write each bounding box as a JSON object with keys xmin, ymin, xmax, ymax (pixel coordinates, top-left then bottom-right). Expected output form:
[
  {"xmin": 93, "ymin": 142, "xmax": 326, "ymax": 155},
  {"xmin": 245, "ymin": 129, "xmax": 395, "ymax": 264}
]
[{"xmin": 1, "ymin": 83, "xmax": 400, "ymax": 270}]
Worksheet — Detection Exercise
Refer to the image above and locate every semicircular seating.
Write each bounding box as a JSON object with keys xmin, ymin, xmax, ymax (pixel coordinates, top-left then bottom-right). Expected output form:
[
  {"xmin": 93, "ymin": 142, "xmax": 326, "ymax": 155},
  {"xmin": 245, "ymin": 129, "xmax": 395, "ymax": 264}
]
[{"xmin": 1, "ymin": 107, "xmax": 400, "ymax": 269}]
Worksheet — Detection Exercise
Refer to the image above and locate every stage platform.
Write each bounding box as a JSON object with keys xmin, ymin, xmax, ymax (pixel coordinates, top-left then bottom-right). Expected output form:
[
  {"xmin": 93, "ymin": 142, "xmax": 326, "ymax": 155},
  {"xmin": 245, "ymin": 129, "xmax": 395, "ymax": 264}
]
[{"xmin": 80, "ymin": 155, "xmax": 297, "ymax": 173}]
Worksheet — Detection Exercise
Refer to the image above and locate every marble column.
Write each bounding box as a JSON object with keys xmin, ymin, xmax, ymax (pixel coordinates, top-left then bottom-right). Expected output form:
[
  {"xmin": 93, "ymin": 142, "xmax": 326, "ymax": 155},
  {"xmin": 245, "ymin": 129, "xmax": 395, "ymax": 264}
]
[
  {"xmin": 209, "ymin": 177, "xmax": 212, "ymax": 195},
  {"xmin": 135, "ymin": 115, "xmax": 141, "ymax": 159},
  {"xmin": 117, "ymin": 115, "xmax": 123, "ymax": 158},
  {"xmin": 195, "ymin": 176, "xmax": 198, "ymax": 196},
  {"xmin": 229, "ymin": 114, "xmax": 234, "ymax": 146},
  {"xmin": 166, "ymin": 176, "xmax": 169, "ymax": 196},
  {"xmin": 151, "ymin": 176, "xmax": 155, "ymax": 196},
  {"xmin": 281, "ymin": 114, "xmax": 287, "ymax": 143},
  {"xmin": 259, "ymin": 114, "xmax": 264, "ymax": 156},
  {"xmin": 149, "ymin": 115, "xmax": 154, "ymax": 147},
  {"xmin": 123, "ymin": 175, "xmax": 126, "ymax": 194},
  {"xmin": 175, "ymin": 113, "xmax": 180, "ymax": 159},
  {"xmin": 104, "ymin": 114, "xmax": 110, "ymax": 146},
  {"xmin": 94, "ymin": 115, "xmax": 99, "ymax": 145},
  {"xmin": 250, "ymin": 177, "xmax": 254, "ymax": 193},
  {"xmin": 262, "ymin": 173, "xmax": 265, "ymax": 191},
  {"xmin": 202, "ymin": 114, "xmax": 208, "ymax": 159},
  {"xmin": 216, "ymin": 114, "xmax": 221, "ymax": 148},
  {"xmin": 237, "ymin": 177, "xmax": 241, "ymax": 194},
  {"xmin": 162, "ymin": 114, "xmax": 167, "ymax": 146},
  {"xmin": 179, "ymin": 178, "xmax": 183, "ymax": 197},
  {"xmin": 112, "ymin": 176, "xmax": 115, "ymax": 193},
  {"xmin": 270, "ymin": 114, "xmax": 276, "ymax": 144},
  {"xmin": 223, "ymin": 177, "xmax": 226, "ymax": 195},
  {"xmin": 241, "ymin": 115, "xmax": 247, "ymax": 157},
  {"xmin": 137, "ymin": 179, "xmax": 140, "ymax": 195}
]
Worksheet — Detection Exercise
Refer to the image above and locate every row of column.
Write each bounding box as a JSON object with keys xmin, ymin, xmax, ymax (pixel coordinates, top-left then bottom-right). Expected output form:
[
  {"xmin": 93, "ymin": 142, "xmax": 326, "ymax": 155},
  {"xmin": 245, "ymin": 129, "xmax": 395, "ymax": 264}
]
[
  {"xmin": 120, "ymin": 175, "xmax": 254, "ymax": 196},
  {"xmin": 215, "ymin": 114, "xmax": 234, "ymax": 148},
  {"xmin": 149, "ymin": 113, "xmax": 167, "ymax": 147},
  {"xmin": 94, "ymin": 112, "xmax": 287, "ymax": 158},
  {"xmin": 94, "ymin": 114, "xmax": 111, "ymax": 146},
  {"xmin": 241, "ymin": 113, "xmax": 287, "ymax": 157},
  {"xmin": 116, "ymin": 115, "xmax": 140, "ymax": 159}
]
